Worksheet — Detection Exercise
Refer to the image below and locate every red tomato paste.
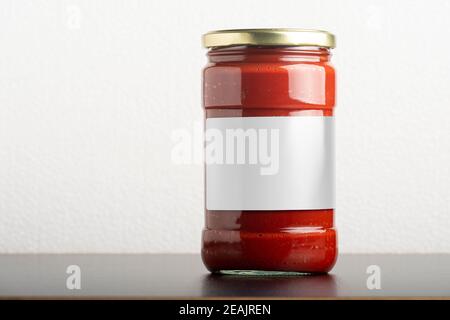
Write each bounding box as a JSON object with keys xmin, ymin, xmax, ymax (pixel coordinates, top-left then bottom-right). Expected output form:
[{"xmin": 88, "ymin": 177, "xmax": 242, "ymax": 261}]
[{"xmin": 201, "ymin": 29, "xmax": 337, "ymax": 274}]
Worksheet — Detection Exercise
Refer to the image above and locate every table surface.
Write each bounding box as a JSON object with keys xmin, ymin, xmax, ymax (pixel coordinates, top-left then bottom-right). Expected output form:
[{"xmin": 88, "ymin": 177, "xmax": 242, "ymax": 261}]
[{"xmin": 1, "ymin": 254, "xmax": 449, "ymax": 298}]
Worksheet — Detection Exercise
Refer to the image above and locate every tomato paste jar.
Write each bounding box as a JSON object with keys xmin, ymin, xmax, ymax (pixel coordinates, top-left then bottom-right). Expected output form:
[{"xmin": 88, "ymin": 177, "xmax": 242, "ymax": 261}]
[{"xmin": 201, "ymin": 29, "xmax": 336, "ymax": 274}]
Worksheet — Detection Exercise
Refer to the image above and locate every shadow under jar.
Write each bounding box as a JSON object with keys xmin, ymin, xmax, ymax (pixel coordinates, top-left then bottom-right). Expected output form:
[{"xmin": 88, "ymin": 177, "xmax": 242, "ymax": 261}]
[{"xmin": 201, "ymin": 29, "xmax": 337, "ymax": 274}]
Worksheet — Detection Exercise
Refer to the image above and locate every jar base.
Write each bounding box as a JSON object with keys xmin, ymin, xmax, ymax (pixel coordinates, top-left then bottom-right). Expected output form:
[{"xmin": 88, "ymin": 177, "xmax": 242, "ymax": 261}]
[
  {"xmin": 215, "ymin": 270, "xmax": 317, "ymax": 276},
  {"xmin": 202, "ymin": 228, "xmax": 337, "ymax": 274}
]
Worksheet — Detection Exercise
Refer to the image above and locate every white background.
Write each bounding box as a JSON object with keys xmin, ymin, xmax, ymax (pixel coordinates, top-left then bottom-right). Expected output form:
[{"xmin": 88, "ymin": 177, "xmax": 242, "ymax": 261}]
[{"xmin": 0, "ymin": 0, "xmax": 449, "ymax": 253}]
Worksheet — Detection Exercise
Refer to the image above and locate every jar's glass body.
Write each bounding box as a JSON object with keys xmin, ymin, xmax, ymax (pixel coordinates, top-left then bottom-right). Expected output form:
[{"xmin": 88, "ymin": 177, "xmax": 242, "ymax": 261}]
[{"xmin": 202, "ymin": 46, "xmax": 336, "ymax": 273}]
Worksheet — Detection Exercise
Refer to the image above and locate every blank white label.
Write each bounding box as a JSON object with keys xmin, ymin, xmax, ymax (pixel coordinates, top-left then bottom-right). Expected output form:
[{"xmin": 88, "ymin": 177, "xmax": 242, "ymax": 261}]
[{"xmin": 206, "ymin": 116, "xmax": 334, "ymax": 211}]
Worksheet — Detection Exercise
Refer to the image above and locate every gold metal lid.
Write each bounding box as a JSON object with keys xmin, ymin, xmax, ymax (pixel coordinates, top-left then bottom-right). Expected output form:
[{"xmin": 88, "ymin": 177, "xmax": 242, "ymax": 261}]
[{"xmin": 202, "ymin": 28, "xmax": 335, "ymax": 49}]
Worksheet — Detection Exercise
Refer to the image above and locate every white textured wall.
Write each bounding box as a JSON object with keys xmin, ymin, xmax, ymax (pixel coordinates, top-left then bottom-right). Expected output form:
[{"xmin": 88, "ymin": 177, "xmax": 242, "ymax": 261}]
[{"xmin": 0, "ymin": 0, "xmax": 449, "ymax": 253}]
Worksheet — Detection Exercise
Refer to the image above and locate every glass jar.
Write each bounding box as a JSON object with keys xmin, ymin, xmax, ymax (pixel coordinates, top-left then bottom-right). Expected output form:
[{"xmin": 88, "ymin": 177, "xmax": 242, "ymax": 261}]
[{"xmin": 201, "ymin": 29, "xmax": 337, "ymax": 274}]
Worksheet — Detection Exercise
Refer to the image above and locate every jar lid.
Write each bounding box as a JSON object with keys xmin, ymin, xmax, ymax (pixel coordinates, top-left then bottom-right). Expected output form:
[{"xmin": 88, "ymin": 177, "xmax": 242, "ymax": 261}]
[{"xmin": 202, "ymin": 28, "xmax": 335, "ymax": 49}]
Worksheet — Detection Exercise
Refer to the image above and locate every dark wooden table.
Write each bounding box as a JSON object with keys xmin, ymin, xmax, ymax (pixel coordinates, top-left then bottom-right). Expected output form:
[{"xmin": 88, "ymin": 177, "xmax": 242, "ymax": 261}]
[{"xmin": 1, "ymin": 254, "xmax": 449, "ymax": 298}]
